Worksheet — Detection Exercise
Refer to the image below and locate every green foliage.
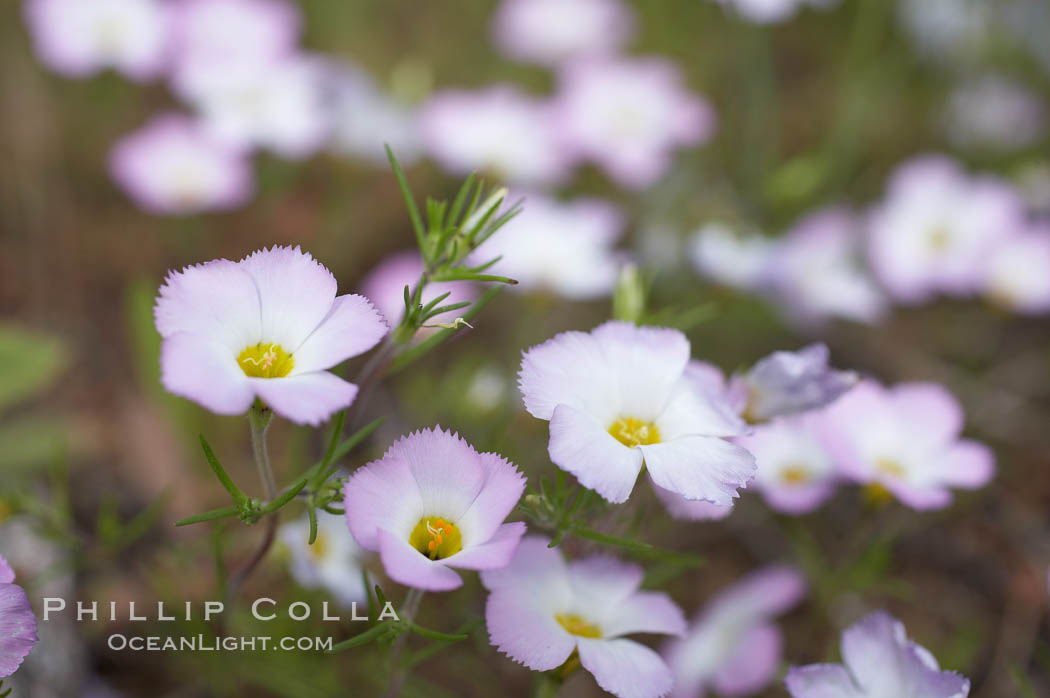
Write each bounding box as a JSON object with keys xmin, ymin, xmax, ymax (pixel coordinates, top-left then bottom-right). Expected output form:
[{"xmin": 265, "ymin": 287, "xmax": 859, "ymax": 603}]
[{"xmin": 0, "ymin": 324, "xmax": 67, "ymax": 411}]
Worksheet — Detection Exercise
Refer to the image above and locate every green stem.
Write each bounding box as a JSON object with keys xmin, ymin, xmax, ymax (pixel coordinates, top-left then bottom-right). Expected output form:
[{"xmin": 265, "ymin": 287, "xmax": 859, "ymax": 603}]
[
  {"xmin": 226, "ymin": 404, "xmax": 279, "ymax": 603},
  {"xmin": 384, "ymin": 588, "xmax": 425, "ymax": 698},
  {"xmin": 248, "ymin": 403, "xmax": 277, "ymax": 500}
]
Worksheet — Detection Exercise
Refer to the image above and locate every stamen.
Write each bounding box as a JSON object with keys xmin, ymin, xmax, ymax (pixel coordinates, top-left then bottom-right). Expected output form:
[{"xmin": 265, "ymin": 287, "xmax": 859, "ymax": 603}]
[
  {"xmin": 608, "ymin": 417, "xmax": 661, "ymax": 448},
  {"xmin": 237, "ymin": 342, "xmax": 294, "ymax": 378},
  {"xmin": 409, "ymin": 516, "xmax": 463, "ymax": 560}
]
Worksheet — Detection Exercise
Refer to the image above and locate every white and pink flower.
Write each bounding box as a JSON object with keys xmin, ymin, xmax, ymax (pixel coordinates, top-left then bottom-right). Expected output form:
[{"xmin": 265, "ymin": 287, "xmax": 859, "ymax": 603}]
[
  {"xmin": 154, "ymin": 245, "xmax": 387, "ymax": 425},
  {"xmin": 343, "ymin": 428, "xmax": 526, "ymax": 592},
  {"xmin": 666, "ymin": 566, "xmax": 806, "ymax": 698},
  {"xmin": 24, "ymin": 0, "xmax": 171, "ymax": 81},
  {"xmin": 786, "ymin": 611, "xmax": 970, "ymax": 698},
  {"xmin": 519, "ymin": 322, "xmax": 754, "ymax": 505},
  {"xmin": 491, "ymin": 0, "xmax": 635, "ymax": 66},
  {"xmin": 109, "ymin": 113, "xmax": 253, "ymax": 216},
  {"xmin": 555, "ymin": 57, "xmax": 715, "ymax": 189},
  {"xmin": 483, "ymin": 536, "xmax": 686, "ymax": 698},
  {"xmin": 820, "ymin": 380, "xmax": 994, "ymax": 509}
]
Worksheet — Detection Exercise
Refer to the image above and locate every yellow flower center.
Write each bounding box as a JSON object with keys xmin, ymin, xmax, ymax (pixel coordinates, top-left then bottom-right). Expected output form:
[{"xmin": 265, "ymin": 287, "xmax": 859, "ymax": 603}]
[
  {"xmin": 928, "ymin": 226, "xmax": 952, "ymax": 252},
  {"xmin": 876, "ymin": 458, "xmax": 906, "ymax": 478},
  {"xmin": 556, "ymin": 613, "xmax": 602, "ymax": 638},
  {"xmin": 780, "ymin": 465, "xmax": 810, "ymax": 484},
  {"xmin": 308, "ymin": 533, "xmax": 329, "ymax": 561},
  {"xmin": 608, "ymin": 417, "xmax": 661, "ymax": 448},
  {"xmin": 238, "ymin": 342, "xmax": 294, "ymax": 378},
  {"xmin": 409, "ymin": 517, "xmax": 462, "ymax": 560}
]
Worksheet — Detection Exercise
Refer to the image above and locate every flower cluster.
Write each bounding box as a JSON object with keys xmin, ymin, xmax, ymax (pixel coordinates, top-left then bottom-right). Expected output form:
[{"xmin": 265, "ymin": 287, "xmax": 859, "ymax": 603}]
[
  {"xmin": 693, "ymin": 154, "xmax": 1050, "ymax": 322},
  {"xmin": 23, "ymin": 0, "xmax": 418, "ymax": 215}
]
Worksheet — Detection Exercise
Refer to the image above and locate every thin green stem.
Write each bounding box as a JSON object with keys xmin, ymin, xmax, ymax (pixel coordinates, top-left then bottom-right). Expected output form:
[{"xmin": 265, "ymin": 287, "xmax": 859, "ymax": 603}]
[
  {"xmin": 226, "ymin": 404, "xmax": 280, "ymax": 603},
  {"xmin": 384, "ymin": 588, "xmax": 425, "ymax": 698},
  {"xmin": 248, "ymin": 404, "xmax": 277, "ymax": 500}
]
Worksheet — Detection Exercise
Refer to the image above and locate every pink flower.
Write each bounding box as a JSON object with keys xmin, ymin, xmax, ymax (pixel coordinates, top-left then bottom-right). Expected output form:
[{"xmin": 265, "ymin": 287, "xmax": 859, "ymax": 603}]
[
  {"xmin": 169, "ymin": 0, "xmax": 300, "ymax": 98},
  {"xmin": 109, "ymin": 113, "xmax": 253, "ymax": 216},
  {"xmin": 358, "ymin": 251, "xmax": 477, "ymax": 335},
  {"xmin": 555, "ymin": 57, "xmax": 715, "ymax": 189},
  {"xmin": 24, "ymin": 0, "xmax": 171, "ymax": 81},
  {"xmin": 154, "ymin": 245, "xmax": 387, "ymax": 425},
  {"xmin": 735, "ymin": 414, "xmax": 837, "ymax": 514},
  {"xmin": 786, "ymin": 611, "xmax": 970, "ymax": 698},
  {"xmin": 491, "ymin": 0, "xmax": 635, "ymax": 66},
  {"xmin": 483, "ymin": 536, "xmax": 686, "ymax": 698},
  {"xmin": 179, "ymin": 53, "xmax": 331, "ymax": 159},
  {"xmin": 519, "ymin": 322, "xmax": 754, "ymax": 505},
  {"xmin": 689, "ymin": 222, "xmax": 776, "ymax": 291},
  {"xmin": 419, "ymin": 86, "xmax": 572, "ymax": 185},
  {"xmin": 0, "ymin": 554, "xmax": 38, "ymax": 678},
  {"xmin": 767, "ymin": 208, "xmax": 887, "ymax": 326},
  {"xmin": 983, "ymin": 225, "xmax": 1050, "ymax": 315},
  {"xmin": 328, "ymin": 62, "xmax": 422, "ymax": 166},
  {"xmin": 343, "ymin": 427, "xmax": 526, "ymax": 591},
  {"xmin": 819, "ymin": 380, "xmax": 994, "ymax": 509},
  {"xmin": 714, "ymin": 0, "xmax": 840, "ymax": 24},
  {"xmin": 867, "ymin": 155, "xmax": 1025, "ymax": 304},
  {"xmin": 474, "ymin": 192, "xmax": 626, "ymax": 299},
  {"xmin": 665, "ymin": 566, "xmax": 806, "ymax": 698}
]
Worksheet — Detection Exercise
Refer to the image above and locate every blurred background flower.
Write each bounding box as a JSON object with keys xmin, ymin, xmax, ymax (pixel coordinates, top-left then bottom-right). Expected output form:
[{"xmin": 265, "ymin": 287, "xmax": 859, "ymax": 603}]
[{"xmin": 4, "ymin": 0, "xmax": 1050, "ymax": 694}]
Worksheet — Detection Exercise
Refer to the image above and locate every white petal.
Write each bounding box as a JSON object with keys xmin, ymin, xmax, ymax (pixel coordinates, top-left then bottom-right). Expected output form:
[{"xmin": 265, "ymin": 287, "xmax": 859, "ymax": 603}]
[
  {"xmin": 519, "ymin": 328, "xmax": 619, "ymax": 422},
  {"xmin": 291, "ymin": 293, "xmax": 388, "ymax": 373},
  {"xmin": 250, "ymin": 372, "xmax": 358, "ymax": 426},
  {"xmin": 592, "ymin": 321, "xmax": 690, "ymax": 421},
  {"xmin": 160, "ymin": 332, "xmax": 253, "ymax": 415},
  {"xmin": 154, "ymin": 259, "xmax": 260, "ymax": 350},
  {"xmin": 577, "ymin": 637, "xmax": 674, "ymax": 698},
  {"xmin": 239, "ymin": 246, "xmax": 338, "ymax": 349},
  {"xmin": 549, "ymin": 404, "xmax": 644, "ymax": 503},
  {"xmin": 657, "ymin": 377, "xmax": 749, "ymax": 440},
  {"xmin": 640, "ymin": 436, "xmax": 756, "ymax": 506}
]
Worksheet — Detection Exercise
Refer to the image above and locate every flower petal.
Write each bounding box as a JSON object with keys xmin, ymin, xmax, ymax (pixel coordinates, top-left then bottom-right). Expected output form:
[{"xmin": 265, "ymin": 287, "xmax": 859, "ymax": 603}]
[
  {"xmin": 250, "ymin": 372, "xmax": 358, "ymax": 426},
  {"xmin": 602, "ymin": 591, "xmax": 687, "ymax": 639},
  {"xmin": 160, "ymin": 332, "xmax": 254, "ymax": 415},
  {"xmin": 154, "ymin": 259, "xmax": 260, "ymax": 350},
  {"xmin": 657, "ymin": 377, "xmax": 749, "ymax": 440},
  {"xmin": 592, "ymin": 321, "xmax": 690, "ymax": 421},
  {"xmin": 481, "ymin": 535, "xmax": 567, "ymax": 592},
  {"xmin": 377, "ymin": 528, "xmax": 463, "ymax": 591},
  {"xmin": 549, "ymin": 404, "xmax": 644, "ymax": 503},
  {"xmin": 577, "ymin": 637, "xmax": 674, "ymax": 698},
  {"xmin": 890, "ymin": 382, "xmax": 964, "ymax": 446},
  {"xmin": 840, "ymin": 612, "xmax": 915, "ymax": 696},
  {"xmin": 291, "ymin": 293, "xmax": 388, "ymax": 373},
  {"xmin": 785, "ymin": 664, "xmax": 863, "ymax": 698},
  {"xmin": 445, "ymin": 521, "xmax": 526, "ymax": 571},
  {"xmin": 640, "ymin": 436, "xmax": 756, "ymax": 506},
  {"xmin": 344, "ymin": 454, "xmax": 425, "ymax": 550},
  {"xmin": 519, "ymin": 328, "xmax": 618, "ymax": 422},
  {"xmin": 385, "ymin": 427, "xmax": 488, "ymax": 523},
  {"xmin": 239, "ymin": 246, "xmax": 338, "ymax": 349},
  {"xmin": 485, "ymin": 587, "xmax": 575, "ymax": 671},
  {"xmin": 939, "ymin": 440, "xmax": 995, "ymax": 489},
  {"xmin": 711, "ymin": 623, "xmax": 782, "ymax": 696},
  {"xmin": 0, "ymin": 582, "xmax": 38, "ymax": 678},
  {"xmin": 0, "ymin": 555, "xmax": 13, "ymax": 584},
  {"xmin": 456, "ymin": 450, "xmax": 527, "ymax": 547}
]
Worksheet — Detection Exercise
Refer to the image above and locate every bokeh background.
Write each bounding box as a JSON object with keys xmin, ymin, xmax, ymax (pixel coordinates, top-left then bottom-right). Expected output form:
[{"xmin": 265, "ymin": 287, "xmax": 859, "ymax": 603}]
[{"xmin": 2, "ymin": 0, "xmax": 1050, "ymax": 696}]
